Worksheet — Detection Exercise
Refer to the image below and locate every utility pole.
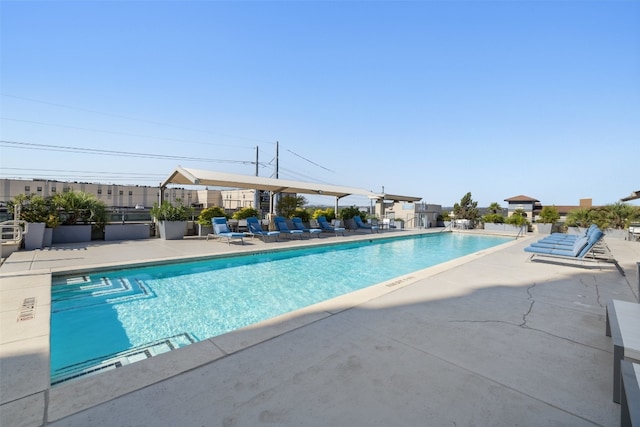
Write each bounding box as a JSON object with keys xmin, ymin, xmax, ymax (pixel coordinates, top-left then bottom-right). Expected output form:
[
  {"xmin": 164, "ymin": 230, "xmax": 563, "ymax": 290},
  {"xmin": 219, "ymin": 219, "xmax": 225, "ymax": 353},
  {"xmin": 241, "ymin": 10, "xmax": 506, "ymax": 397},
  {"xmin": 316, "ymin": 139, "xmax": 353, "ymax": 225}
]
[
  {"xmin": 254, "ymin": 146, "xmax": 259, "ymax": 211},
  {"xmin": 270, "ymin": 141, "xmax": 280, "ymax": 215},
  {"xmin": 275, "ymin": 140, "xmax": 279, "ymax": 179}
]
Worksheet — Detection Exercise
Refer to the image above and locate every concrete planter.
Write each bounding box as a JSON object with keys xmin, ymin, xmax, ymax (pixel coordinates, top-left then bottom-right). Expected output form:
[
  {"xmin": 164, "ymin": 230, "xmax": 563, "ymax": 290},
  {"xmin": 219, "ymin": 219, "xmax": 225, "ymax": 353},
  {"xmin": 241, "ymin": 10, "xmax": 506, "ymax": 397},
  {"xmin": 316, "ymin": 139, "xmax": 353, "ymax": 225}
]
[
  {"xmin": 535, "ymin": 223, "xmax": 553, "ymax": 235},
  {"xmin": 603, "ymin": 228, "xmax": 627, "ymax": 240},
  {"xmin": 566, "ymin": 227, "xmax": 586, "ymax": 235},
  {"xmin": 24, "ymin": 222, "xmax": 46, "ymax": 250},
  {"xmin": 104, "ymin": 224, "xmax": 150, "ymax": 241},
  {"xmin": 158, "ymin": 221, "xmax": 187, "ymax": 240},
  {"xmin": 483, "ymin": 223, "xmax": 526, "ymax": 235},
  {"xmin": 198, "ymin": 224, "xmax": 213, "ymax": 237},
  {"xmin": 52, "ymin": 225, "xmax": 92, "ymax": 244},
  {"xmin": 43, "ymin": 228, "xmax": 53, "ymax": 247},
  {"xmin": 344, "ymin": 219, "xmax": 357, "ymax": 230}
]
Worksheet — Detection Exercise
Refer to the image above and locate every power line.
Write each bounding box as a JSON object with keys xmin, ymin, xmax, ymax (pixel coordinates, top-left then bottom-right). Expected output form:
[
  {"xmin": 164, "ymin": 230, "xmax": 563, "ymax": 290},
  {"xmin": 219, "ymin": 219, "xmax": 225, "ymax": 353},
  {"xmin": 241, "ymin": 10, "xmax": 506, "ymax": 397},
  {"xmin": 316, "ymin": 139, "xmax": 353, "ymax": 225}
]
[
  {"xmin": 1, "ymin": 167, "xmax": 166, "ymax": 177},
  {"xmin": 2, "ymin": 93, "xmax": 272, "ymax": 144},
  {"xmin": 286, "ymin": 149, "xmax": 334, "ymax": 173},
  {"xmin": 0, "ymin": 140, "xmax": 260, "ymax": 164},
  {"xmin": 0, "ymin": 117, "xmax": 255, "ymax": 150}
]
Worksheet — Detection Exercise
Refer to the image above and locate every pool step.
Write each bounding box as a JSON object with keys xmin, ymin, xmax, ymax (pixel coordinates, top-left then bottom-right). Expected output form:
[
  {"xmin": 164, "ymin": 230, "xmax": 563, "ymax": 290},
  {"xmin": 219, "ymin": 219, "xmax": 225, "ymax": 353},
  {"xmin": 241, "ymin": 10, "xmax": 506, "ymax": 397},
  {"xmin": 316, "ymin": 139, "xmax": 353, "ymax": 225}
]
[{"xmin": 51, "ymin": 332, "xmax": 196, "ymax": 386}]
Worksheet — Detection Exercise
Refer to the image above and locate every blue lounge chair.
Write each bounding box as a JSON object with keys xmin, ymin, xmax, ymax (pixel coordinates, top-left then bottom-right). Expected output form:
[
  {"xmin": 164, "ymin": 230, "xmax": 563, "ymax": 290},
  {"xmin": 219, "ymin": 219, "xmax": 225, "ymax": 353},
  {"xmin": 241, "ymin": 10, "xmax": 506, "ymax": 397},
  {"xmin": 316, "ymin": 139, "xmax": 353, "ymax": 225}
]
[
  {"xmin": 353, "ymin": 215, "xmax": 379, "ymax": 233},
  {"xmin": 530, "ymin": 225, "xmax": 601, "ymax": 248},
  {"xmin": 524, "ymin": 228, "xmax": 610, "ymax": 262},
  {"xmin": 317, "ymin": 216, "xmax": 345, "ymax": 236},
  {"xmin": 207, "ymin": 217, "xmax": 245, "ymax": 245},
  {"xmin": 274, "ymin": 217, "xmax": 304, "ymax": 239},
  {"xmin": 292, "ymin": 217, "xmax": 322, "ymax": 238},
  {"xmin": 246, "ymin": 217, "xmax": 280, "ymax": 242}
]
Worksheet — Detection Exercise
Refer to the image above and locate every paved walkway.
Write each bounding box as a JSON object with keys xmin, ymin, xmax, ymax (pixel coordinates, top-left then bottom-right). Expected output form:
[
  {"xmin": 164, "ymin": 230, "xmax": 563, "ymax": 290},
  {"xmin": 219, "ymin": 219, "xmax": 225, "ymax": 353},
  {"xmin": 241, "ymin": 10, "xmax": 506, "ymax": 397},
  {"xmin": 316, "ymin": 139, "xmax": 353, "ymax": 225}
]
[{"xmin": 1, "ymin": 230, "xmax": 639, "ymax": 426}]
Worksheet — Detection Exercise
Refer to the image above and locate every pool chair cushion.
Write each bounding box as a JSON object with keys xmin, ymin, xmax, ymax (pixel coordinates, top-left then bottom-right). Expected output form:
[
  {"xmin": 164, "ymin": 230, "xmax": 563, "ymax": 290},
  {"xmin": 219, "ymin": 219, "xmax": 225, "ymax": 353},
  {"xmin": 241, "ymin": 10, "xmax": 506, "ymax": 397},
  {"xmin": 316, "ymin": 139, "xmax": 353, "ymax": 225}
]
[
  {"xmin": 213, "ymin": 223, "xmax": 230, "ymax": 234},
  {"xmin": 209, "ymin": 217, "xmax": 245, "ymax": 245}
]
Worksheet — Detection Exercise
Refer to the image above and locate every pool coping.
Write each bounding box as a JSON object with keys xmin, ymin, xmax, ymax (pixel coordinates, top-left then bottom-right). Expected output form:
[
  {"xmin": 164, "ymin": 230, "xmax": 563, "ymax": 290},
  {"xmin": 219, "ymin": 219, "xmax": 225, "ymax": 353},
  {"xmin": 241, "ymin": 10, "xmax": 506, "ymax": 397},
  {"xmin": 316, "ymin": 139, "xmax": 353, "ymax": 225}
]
[{"xmin": 0, "ymin": 230, "xmax": 525, "ymax": 424}]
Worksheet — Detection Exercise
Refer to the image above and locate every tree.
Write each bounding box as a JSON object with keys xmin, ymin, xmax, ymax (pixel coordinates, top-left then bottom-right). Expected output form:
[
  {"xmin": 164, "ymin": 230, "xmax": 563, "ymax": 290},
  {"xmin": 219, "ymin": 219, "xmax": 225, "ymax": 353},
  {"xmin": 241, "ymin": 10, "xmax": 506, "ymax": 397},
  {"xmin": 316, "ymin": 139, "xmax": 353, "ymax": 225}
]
[
  {"xmin": 276, "ymin": 195, "xmax": 307, "ymax": 218},
  {"xmin": 452, "ymin": 192, "xmax": 479, "ymax": 223},
  {"xmin": 487, "ymin": 202, "xmax": 502, "ymax": 215}
]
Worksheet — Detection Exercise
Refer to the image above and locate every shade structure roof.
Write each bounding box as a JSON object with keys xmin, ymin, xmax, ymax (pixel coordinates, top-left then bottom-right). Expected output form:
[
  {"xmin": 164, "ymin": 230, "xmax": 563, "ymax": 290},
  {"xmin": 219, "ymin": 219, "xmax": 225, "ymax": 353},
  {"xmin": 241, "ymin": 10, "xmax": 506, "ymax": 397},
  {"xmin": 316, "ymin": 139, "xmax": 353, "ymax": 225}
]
[
  {"xmin": 162, "ymin": 166, "xmax": 389, "ymax": 200},
  {"xmin": 621, "ymin": 190, "xmax": 640, "ymax": 202}
]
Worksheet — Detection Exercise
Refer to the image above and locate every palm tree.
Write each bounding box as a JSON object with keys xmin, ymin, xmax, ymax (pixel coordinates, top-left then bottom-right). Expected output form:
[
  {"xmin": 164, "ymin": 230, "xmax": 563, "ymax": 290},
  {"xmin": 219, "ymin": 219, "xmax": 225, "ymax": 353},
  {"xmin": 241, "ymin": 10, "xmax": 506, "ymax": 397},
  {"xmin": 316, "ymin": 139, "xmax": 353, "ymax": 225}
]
[
  {"xmin": 565, "ymin": 208, "xmax": 592, "ymax": 228},
  {"xmin": 603, "ymin": 202, "xmax": 639, "ymax": 229},
  {"xmin": 487, "ymin": 202, "xmax": 502, "ymax": 215}
]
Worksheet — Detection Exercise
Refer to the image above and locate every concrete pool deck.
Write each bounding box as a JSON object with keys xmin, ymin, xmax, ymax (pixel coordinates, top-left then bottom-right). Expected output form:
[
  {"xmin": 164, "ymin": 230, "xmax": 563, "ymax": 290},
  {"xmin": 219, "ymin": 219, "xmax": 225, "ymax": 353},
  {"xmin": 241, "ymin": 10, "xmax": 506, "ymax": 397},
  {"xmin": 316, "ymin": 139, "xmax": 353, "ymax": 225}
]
[{"xmin": 1, "ymin": 229, "xmax": 639, "ymax": 426}]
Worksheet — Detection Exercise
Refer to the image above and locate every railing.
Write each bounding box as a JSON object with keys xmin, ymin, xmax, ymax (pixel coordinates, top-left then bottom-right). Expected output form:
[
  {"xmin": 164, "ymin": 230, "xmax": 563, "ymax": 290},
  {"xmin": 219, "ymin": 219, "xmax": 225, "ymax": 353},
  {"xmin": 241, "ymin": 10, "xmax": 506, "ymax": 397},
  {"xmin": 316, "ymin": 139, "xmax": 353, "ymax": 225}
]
[
  {"xmin": 0, "ymin": 220, "xmax": 24, "ymax": 245},
  {"xmin": 406, "ymin": 216, "xmax": 418, "ymax": 229}
]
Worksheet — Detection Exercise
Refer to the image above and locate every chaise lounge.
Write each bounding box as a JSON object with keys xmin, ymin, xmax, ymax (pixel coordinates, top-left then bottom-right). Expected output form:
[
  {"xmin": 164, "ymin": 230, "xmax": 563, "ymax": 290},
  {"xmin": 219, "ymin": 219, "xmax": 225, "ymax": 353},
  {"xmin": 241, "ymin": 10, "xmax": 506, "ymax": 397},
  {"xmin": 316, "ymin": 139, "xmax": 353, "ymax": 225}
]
[
  {"xmin": 207, "ymin": 217, "xmax": 245, "ymax": 245},
  {"xmin": 246, "ymin": 217, "xmax": 280, "ymax": 242},
  {"xmin": 292, "ymin": 217, "xmax": 322, "ymax": 238},
  {"xmin": 274, "ymin": 217, "xmax": 304, "ymax": 239},
  {"xmin": 353, "ymin": 215, "xmax": 379, "ymax": 233},
  {"xmin": 524, "ymin": 228, "xmax": 617, "ymax": 267},
  {"xmin": 317, "ymin": 216, "xmax": 345, "ymax": 237}
]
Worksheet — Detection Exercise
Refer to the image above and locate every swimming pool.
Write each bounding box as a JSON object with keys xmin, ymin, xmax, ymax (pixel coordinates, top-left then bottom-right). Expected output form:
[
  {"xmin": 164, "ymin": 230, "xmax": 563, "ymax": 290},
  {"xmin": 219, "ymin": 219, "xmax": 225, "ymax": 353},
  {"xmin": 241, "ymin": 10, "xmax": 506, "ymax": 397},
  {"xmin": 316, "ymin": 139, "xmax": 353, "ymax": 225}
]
[{"xmin": 50, "ymin": 233, "xmax": 510, "ymax": 384}]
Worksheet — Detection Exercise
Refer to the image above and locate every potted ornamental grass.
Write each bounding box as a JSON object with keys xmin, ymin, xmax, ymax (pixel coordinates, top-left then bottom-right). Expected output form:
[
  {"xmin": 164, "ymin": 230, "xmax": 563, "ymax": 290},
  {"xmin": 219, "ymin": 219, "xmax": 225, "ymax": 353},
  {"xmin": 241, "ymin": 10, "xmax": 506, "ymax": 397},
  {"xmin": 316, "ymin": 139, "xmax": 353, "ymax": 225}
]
[
  {"xmin": 150, "ymin": 199, "xmax": 193, "ymax": 240},
  {"xmin": 51, "ymin": 190, "xmax": 108, "ymax": 243},
  {"xmin": 535, "ymin": 206, "xmax": 560, "ymax": 235}
]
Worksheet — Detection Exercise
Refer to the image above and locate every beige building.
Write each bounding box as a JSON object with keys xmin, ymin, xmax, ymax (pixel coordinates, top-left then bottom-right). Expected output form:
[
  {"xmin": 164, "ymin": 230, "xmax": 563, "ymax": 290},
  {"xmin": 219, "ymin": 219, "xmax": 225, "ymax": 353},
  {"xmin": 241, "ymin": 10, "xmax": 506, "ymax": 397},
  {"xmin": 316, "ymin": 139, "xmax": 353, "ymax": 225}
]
[
  {"xmin": 375, "ymin": 197, "xmax": 441, "ymax": 228},
  {"xmin": 0, "ymin": 178, "xmax": 265, "ymax": 212}
]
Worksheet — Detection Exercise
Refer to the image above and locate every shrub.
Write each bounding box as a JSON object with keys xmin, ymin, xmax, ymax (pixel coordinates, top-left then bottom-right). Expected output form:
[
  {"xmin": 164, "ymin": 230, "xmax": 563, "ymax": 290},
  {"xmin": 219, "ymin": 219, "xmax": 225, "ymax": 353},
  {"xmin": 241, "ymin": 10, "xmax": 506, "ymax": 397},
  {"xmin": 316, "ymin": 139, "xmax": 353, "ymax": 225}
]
[
  {"xmin": 197, "ymin": 206, "xmax": 226, "ymax": 225},
  {"xmin": 339, "ymin": 206, "xmax": 366, "ymax": 220},
  {"xmin": 292, "ymin": 208, "xmax": 311, "ymax": 222},
  {"xmin": 537, "ymin": 206, "xmax": 560, "ymax": 224},
  {"xmin": 312, "ymin": 208, "xmax": 335, "ymax": 221},
  {"xmin": 8, "ymin": 194, "xmax": 59, "ymax": 227},
  {"xmin": 505, "ymin": 209, "xmax": 529, "ymax": 227},
  {"xmin": 482, "ymin": 213, "xmax": 504, "ymax": 224},
  {"xmin": 232, "ymin": 207, "xmax": 259, "ymax": 220}
]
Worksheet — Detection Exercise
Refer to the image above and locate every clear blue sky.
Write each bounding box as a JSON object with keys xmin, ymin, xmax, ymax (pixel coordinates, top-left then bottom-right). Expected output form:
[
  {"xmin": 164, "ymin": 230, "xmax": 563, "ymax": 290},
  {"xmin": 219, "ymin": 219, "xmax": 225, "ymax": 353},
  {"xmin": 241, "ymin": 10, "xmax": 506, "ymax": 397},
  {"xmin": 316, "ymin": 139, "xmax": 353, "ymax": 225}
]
[{"xmin": 1, "ymin": 0, "xmax": 639, "ymax": 208}]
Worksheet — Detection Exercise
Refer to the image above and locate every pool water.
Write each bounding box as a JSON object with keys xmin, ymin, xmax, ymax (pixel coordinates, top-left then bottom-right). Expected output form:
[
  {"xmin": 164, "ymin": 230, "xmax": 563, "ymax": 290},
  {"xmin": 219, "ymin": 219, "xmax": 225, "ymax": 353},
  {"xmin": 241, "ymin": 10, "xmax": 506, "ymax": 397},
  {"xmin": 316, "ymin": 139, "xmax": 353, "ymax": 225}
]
[{"xmin": 50, "ymin": 233, "xmax": 509, "ymax": 384}]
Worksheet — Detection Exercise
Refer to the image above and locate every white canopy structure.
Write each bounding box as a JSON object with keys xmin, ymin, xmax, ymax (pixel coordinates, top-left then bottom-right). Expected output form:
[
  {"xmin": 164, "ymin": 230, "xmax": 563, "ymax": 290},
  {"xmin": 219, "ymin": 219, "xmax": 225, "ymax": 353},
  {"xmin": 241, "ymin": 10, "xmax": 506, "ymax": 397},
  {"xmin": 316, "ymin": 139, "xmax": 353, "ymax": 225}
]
[
  {"xmin": 161, "ymin": 166, "xmax": 421, "ymax": 213},
  {"xmin": 621, "ymin": 190, "xmax": 640, "ymax": 202}
]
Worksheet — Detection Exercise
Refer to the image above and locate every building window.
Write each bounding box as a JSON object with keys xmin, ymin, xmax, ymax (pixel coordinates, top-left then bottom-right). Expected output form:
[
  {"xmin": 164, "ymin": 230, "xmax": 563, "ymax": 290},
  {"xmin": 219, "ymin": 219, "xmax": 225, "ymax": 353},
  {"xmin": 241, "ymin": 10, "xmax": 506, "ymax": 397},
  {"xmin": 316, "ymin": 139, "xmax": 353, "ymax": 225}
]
[
  {"xmin": 37, "ymin": 186, "xmax": 42, "ymax": 192},
  {"xmin": 25, "ymin": 185, "xmax": 30, "ymax": 192},
  {"xmin": 119, "ymin": 190, "xmax": 123, "ymax": 196},
  {"xmin": 128, "ymin": 191, "xmax": 133, "ymax": 196},
  {"xmin": 51, "ymin": 187, "xmax": 57, "ymax": 193},
  {"xmin": 97, "ymin": 189, "xmax": 102, "ymax": 195},
  {"xmin": 107, "ymin": 189, "xmax": 112, "ymax": 195}
]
